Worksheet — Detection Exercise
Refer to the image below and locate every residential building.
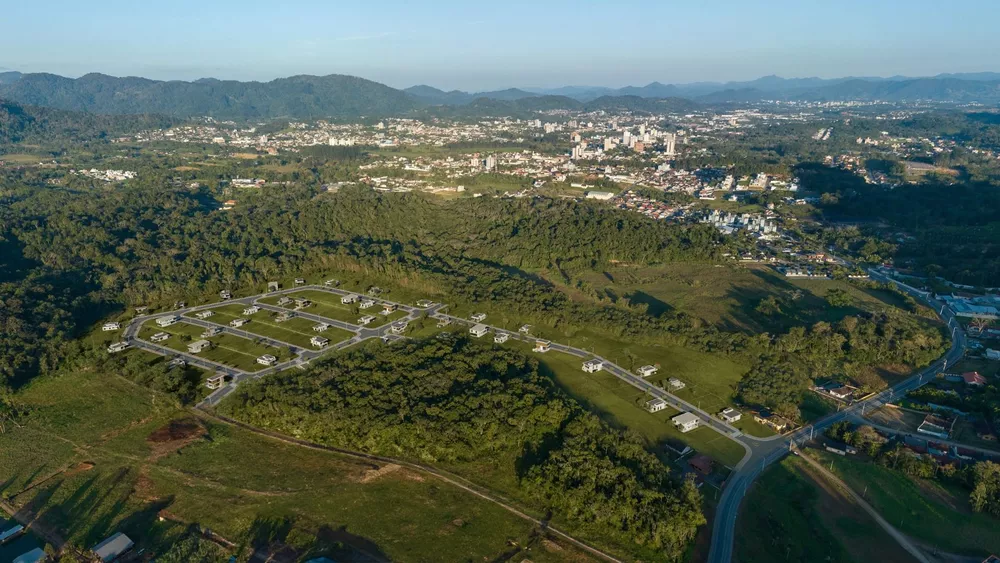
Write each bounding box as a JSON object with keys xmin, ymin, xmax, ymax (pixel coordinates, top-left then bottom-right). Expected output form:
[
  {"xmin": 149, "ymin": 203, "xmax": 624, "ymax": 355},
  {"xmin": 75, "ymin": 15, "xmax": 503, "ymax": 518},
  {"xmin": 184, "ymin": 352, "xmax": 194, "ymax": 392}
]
[
  {"xmin": 257, "ymin": 354, "xmax": 278, "ymax": 366},
  {"xmin": 205, "ymin": 374, "xmax": 227, "ymax": 390},
  {"xmin": 582, "ymin": 359, "xmax": 604, "ymax": 373},
  {"xmin": 92, "ymin": 532, "xmax": 134, "ymax": 563},
  {"xmin": 667, "ymin": 378, "xmax": 685, "ymax": 390},
  {"xmin": 0, "ymin": 524, "xmax": 25, "ymax": 545},
  {"xmin": 188, "ymin": 340, "xmax": 211, "ymax": 354},
  {"xmin": 358, "ymin": 315, "xmax": 376, "ymax": 325},
  {"xmin": 294, "ymin": 278, "xmax": 306, "ymax": 285},
  {"xmin": 313, "ymin": 323, "xmax": 330, "ymax": 332},
  {"xmin": 828, "ymin": 385, "xmax": 854, "ymax": 400},
  {"xmin": 585, "ymin": 190, "xmax": 615, "ymax": 201},
  {"xmin": 150, "ymin": 332, "xmax": 170, "ymax": 343},
  {"xmin": 963, "ymin": 371, "xmax": 987, "ymax": 386},
  {"xmin": 107, "ymin": 342, "xmax": 129, "ymax": 353},
  {"xmin": 918, "ymin": 414, "xmax": 953, "ymax": 439},
  {"xmin": 277, "ymin": 296, "xmax": 292, "ymax": 306},
  {"xmin": 382, "ymin": 303, "xmax": 397, "ymax": 314},
  {"xmin": 672, "ymin": 412, "xmax": 700, "ymax": 432},
  {"xmin": 325, "ymin": 279, "xmax": 339, "ymax": 287},
  {"xmin": 390, "ymin": 321, "xmax": 408, "ymax": 334},
  {"xmin": 202, "ymin": 327, "xmax": 221, "ymax": 337},
  {"xmin": 754, "ymin": 410, "xmax": 789, "ymax": 432},
  {"xmin": 230, "ymin": 318, "xmax": 249, "ymax": 328},
  {"xmin": 294, "ymin": 298, "xmax": 312, "ymax": 309},
  {"xmin": 470, "ymin": 312, "xmax": 487, "ymax": 322},
  {"xmin": 470, "ymin": 323, "xmax": 489, "ymax": 338},
  {"xmin": 243, "ymin": 306, "xmax": 260, "ymax": 315},
  {"xmin": 494, "ymin": 332, "xmax": 510, "ymax": 344},
  {"xmin": 102, "ymin": 322, "xmax": 120, "ymax": 331},
  {"xmin": 436, "ymin": 317, "xmax": 451, "ymax": 328},
  {"xmin": 359, "ymin": 298, "xmax": 375, "ymax": 309},
  {"xmin": 519, "ymin": 324, "xmax": 532, "ymax": 334},
  {"xmin": 637, "ymin": 365, "xmax": 658, "ymax": 377},
  {"xmin": 156, "ymin": 316, "xmax": 179, "ymax": 327},
  {"xmin": 341, "ymin": 294, "xmax": 359, "ymax": 304},
  {"xmin": 220, "ymin": 290, "xmax": 231, "ymax": 300},
  {"xmin": 195, "ymin": 310, "xmax": 214, "ymax": 319},
  {"xmin": 646, "ymin": 398, "xmax": 669, "ymax": 413},
  {"xmin": 311, "ymin": 336, "xmax": 330, "ymax": 348},
  {"xmin": 13, "ymin": 547, "xmax": 46, "ymax": 563},
  {"xmin": 533, "ymin": 339, "xmax": 551, "ymax": 353},
  {"xmin": 719, "ymin": 407, "xmax": 741, "ymax": 423}
]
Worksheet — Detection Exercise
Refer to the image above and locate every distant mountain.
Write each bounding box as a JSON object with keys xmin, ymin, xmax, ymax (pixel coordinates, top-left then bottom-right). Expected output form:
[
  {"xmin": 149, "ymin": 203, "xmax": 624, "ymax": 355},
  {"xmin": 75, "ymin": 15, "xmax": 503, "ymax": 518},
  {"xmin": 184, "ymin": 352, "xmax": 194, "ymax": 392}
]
[
  {"xmin": 0, "ymin": 73, "xmax": 422, "ymax": 118},
  {"xmin": 404, "ymin": 85, "xmax": 474, "ymax": 105},
  {"xmin": 0, "ymin": 97, "xmax": 175, "ymax": 144},
  {"xmin": 0, "ymin": 71, "xmax": 22, "ymax": 85}
]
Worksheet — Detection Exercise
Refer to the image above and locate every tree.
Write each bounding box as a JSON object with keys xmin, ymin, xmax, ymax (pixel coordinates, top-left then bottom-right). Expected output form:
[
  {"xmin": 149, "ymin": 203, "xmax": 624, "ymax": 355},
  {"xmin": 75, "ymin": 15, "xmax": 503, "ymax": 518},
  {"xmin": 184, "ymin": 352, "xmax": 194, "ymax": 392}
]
[
  {"xmin": 825, "ymin": 288, "xmax": 852, "ymax": 308},
  {"xmin": 969, "ymin": 461, "xmax": 1000, "ymax": 517}
]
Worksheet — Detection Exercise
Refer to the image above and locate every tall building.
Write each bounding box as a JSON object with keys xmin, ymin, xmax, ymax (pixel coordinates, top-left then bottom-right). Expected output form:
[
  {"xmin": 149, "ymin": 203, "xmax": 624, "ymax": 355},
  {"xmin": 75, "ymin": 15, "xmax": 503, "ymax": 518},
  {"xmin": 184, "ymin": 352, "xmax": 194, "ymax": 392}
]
[
  {"xmin": 604, "ymin": 137, "xmax": 615, "ymax": 151},
  {"xmin": 664, "ymin": 132, "xmax": 677, "ymax": 156},
  {"xmin": 484, "ymin": 155, "xmax": 497, "ymax": 171}
]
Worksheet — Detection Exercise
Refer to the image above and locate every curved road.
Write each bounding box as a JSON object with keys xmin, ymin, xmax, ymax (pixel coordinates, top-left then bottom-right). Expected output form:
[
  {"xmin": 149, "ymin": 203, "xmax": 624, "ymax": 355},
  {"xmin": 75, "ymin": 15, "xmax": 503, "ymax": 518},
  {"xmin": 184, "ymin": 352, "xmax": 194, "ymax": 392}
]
[{"xmin": 707, "ymin": 269, "xmax": 967, "ymax": 563}]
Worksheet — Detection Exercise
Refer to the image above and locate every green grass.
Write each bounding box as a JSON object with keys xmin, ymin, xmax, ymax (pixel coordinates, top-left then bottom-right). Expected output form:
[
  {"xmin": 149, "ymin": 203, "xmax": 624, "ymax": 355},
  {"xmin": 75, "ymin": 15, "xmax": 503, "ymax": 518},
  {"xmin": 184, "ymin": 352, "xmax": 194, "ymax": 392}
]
[
  {"xmin": 0, "ymin": 368, "xmax": 588, "ymax": 562},
  {"xmin": 533, "ymin": 349, "xmax": 746, "ymax": 467},
  {"xmin": 203, "ymin": 305, "xmax": 354, "ymax": 349},
  {"xmin": 736, "ymin": 455, "xmax": 914, "ymax": 563},
  {"xmin": 812, "ymin": 450, "xmax": 1000, "ymax": 555},
  {"xmin": 139, "ymin": 321, "xmax": 293, "ymax": 372}
]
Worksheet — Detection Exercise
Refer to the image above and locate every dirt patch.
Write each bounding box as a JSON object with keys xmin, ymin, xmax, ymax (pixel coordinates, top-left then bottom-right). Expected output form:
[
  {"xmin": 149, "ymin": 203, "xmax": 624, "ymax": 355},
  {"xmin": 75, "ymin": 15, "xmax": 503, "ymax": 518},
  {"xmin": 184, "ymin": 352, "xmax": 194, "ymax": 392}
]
[
  {"xmin": 359, "ymin": 463, "xmax": 402, "ymax": 483},
  {"xmin": 63, "ymin": 461, "xmax": 96, "ymax": 478},
  {"xmin": 146, "ymin": 417, "xmax": 208, "ymax": 461}
]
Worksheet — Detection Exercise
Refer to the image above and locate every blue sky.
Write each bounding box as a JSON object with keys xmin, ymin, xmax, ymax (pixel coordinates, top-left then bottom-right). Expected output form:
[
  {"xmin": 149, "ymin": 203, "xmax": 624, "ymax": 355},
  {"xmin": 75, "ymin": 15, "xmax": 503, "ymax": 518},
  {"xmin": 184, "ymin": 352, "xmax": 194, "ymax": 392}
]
[{"xmin": 3, "ymin": 0, "xmax": 998, "ymax": 91}]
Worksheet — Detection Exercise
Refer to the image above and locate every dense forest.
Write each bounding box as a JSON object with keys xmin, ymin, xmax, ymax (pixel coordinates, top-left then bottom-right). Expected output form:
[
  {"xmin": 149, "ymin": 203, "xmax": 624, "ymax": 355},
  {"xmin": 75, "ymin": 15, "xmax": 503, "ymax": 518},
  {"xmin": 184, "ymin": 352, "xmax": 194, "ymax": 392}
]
[
  {"xmin": 0, "ymin": 98, "xmax": 175, "ymax": 146},
  {"xmin": 219, "ymin": 338, "xmax": 705, "ymax": 558}
]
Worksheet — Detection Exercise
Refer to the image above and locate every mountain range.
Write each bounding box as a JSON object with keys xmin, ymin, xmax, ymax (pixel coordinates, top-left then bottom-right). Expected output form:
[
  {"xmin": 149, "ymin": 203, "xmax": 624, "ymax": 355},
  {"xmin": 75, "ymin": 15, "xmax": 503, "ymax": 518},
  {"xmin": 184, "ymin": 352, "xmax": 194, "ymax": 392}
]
[{"xmin": 0, "ymin": 71, "xmax": 999, "ymax": 120}]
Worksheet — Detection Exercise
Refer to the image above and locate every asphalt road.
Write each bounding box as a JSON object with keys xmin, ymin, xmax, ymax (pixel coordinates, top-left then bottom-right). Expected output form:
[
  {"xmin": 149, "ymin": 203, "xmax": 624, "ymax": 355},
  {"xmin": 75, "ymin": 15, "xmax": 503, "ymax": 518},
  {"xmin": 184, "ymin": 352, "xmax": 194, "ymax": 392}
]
[{"xmin": 706, "ymin": 269, "xmax": 967, "ymax": 563}]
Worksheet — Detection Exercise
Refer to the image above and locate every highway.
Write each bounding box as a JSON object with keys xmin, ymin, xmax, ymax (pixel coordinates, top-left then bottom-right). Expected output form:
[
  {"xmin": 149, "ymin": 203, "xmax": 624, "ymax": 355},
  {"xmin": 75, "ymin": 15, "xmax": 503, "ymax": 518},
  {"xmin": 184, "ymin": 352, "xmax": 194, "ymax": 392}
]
[{"xmin": 706, "ymin": 269, "xmax": 967, "ymax": 563}]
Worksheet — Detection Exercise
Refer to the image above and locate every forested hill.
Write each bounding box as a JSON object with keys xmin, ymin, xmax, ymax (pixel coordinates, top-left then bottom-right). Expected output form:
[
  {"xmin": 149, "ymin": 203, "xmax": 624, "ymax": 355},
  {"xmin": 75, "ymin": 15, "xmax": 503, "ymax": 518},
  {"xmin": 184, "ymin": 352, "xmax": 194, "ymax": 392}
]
[
  {"xmin": 0, "ymin": 98, "xmax": 175, "ymax": 145},
  {"xmin": 0, "ymin": 73, "xmax": 422, "ymax": 119}
]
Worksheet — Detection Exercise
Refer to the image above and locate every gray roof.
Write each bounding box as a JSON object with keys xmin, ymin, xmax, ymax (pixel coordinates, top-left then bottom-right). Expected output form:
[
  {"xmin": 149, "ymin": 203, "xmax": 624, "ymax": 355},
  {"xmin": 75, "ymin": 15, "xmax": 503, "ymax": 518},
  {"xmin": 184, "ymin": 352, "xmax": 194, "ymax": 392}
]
[
  {"xmin": 13, "ymin": 548, "xmax": 46, "ymax": 563},
  {"xmin": 92, "ymin": 532, "xmax": 134, "ymax": 561}
]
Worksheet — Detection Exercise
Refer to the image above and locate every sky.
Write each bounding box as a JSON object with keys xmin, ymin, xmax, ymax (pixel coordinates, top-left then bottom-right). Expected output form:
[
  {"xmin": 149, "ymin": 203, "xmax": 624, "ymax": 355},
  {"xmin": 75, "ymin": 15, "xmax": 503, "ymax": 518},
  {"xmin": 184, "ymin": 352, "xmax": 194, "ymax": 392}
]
[{"xmin": 3, "ymin": 0, "xmax": 999, "ymax": 91}]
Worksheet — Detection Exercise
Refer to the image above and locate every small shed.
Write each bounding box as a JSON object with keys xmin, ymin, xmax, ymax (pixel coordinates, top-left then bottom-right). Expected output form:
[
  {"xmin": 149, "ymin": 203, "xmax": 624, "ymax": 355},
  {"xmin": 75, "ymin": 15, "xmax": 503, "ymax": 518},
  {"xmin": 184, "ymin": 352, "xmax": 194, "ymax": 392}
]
[{"xmin": 92, "ymin": 532, "xmax": 134, "ymax": 562}]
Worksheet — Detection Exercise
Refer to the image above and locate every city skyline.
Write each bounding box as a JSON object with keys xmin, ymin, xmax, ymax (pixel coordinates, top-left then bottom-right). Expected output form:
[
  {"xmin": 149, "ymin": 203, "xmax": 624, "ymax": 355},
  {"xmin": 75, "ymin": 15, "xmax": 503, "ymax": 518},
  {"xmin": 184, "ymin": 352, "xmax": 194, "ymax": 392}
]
[{"xmin": 3, "ymin": 0, "xmax": 999, "ymax": 91}]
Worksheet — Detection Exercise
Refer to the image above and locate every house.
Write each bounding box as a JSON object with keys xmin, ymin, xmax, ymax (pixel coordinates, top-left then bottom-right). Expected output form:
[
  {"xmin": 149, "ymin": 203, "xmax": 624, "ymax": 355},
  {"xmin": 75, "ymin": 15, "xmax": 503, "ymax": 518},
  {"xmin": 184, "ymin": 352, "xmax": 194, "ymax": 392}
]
[
  {"xmin": 277, "ymin": 296, "xmax": 292, "ymax": 306},
  {"xmin": 202, "ymin": 327, "xmax": 222, "ymax": 337},
  {"xmin": 174, "ymin": 301, "xmax": 186, "ymax": 309},
  {"xmin": 390, "ymin": 321, "xmax": 408, "ymax": 334},
  {"xmin": 436, "ymin": 317, "xmax": 452, "ymax": 328},
  {"xmin": 380, "ymin": 303, "xmax": 397, "ymax": 316},
  {"xmin": 257, "ymin": 354, "xmax": 277, "ymax": 366},
  {"xmin": 220, "ymin": 290, "xmax": 231, "ymax": 300},
  {"xmin": 341, "ymin": 294, "xmax": 359, "ymax": 304},
  {"xmin": 754, "ymin": 410, "xmax": 789, "ymax": 432},
  {"xmin": 156, "ymin": 315, "xmax": 179, "ymax": 327},
  {"xmin": 367, "ymin": 286, "xmax": 382, "ymax": 295},
  {"xmin": 918, "ymin": 414, "xmax": 953, "ymax": 439},
  {"xmin": 358, "ymin": 315, "xmax": 375, "ymax": 326},
  {"xmin": 672, "ymin": 412, "xmax": 700, "ymax": 432},
  {"xmin": 294, "ymin": 298, "xmax": 311, "ymax": 309},
  {"xmin": 719, "ymin": 407, "xmax": 742, "ymax": 423},
  {"xmin": 824, "ymin": 441, "xmax": 857, "ymax": 456},
  {"xmin": 688, "ymin": 454, "xmax": 714, "ymax": 476},
  {"xmin": 470, "ymin": 313, "xmax": 487, "ymax": 322},
  {"xmin": 416, "ymin": 299, "xmax": 434, "ymax": 307},
  {"xmin": 470, "ymin": 323, "xmax": 489, "ymax": 338},
  {"xmin": 188, "ymin": 340, "xmax": 211, "ymax": 354},
  {"xmin": 168, "ymin": 357, "xmax": 186, "ymax": 369},
  {"xmin": 102, "ymin": 322, "xmax": 120, "ymax": 331},
  {"xmin": 275, "ymin": 312, "xmax": 292, "ymax": 322},
  {"xmin": 313, "ymin": 323, "xmax": 330, "ymax": 332},
  {"xmin": 311, "ymin": 336, "xmax": 330, "ymax": 348},
  {"xmin": 267, "ymin": 281, "xmax": 279, "ymax": 292},
  {"xmin": 667, "ymin": 378, "xmax": 685, "ymax": 391},
  {"xmin": 533, "ymin": 339, "xmax": 551, "ymax": 353},
  {"xmin": 582, "ymin": 359, "xmax": 604, "ymax": 373},
  {"xmin": 0, "ymin": 524, "xmax": 25, "ymax": 545},
  {"xmin": 205, "ymin": 374, "xmax": 227, "ymax": 390},
  {"xmin": 828, "ymin": 385, "xmax": 854, "ymax": 400},
  {"xmin": 243, "ymin": 306, "xmax": 260, "ymax": 315},
  {"xmin": 963, "ymin": 371, "xmax": 987, "ymax": 386},
  {"xmin": 294, "ymin": 278, "xmax": 306, "ymax": 285},
  {"xmin": 986, "ymin": 348, "xmax": 1000, "ymax": 361},
  {"xmin": 637, "ymin": 365, "xmax": 658, "ymax": 377},
  {"xmin": 195, "ymin": 310, "xmax": 214, "ymax": 319},
  {"xmin": 230, "ymin": 318, "xmax": 249, "ymax": 327},
  {"xmin": 519, "ymin": 324, "xmax": 532, "ymax": 334},
  {"xmin": 107, "ymin": 342, "xmax": 129, "ymax": 353},
  {"xmin": 150, "ymin": 332, "xmax": 170, "ymax": 343},
  {"xmin": 646, "ymin": 398, "xmax": 669, "ymax": 413},
  {"xmin": 494, "ymin": 332, "xmax": 510, "ymax": 344},
  {"xmin": 359, "ymin": 298, "xmax": 375, "ymax": 309},
  {"xmin": 325, "ymin": 279, "xmax": 339, "ymax": 287},
  {"xmin": 13, "ymin": 547, "xmax": 46, "ymax": 563},
  {"xmin": 92, "ymin": 532, "xmax": 134, "ymax": 562}
]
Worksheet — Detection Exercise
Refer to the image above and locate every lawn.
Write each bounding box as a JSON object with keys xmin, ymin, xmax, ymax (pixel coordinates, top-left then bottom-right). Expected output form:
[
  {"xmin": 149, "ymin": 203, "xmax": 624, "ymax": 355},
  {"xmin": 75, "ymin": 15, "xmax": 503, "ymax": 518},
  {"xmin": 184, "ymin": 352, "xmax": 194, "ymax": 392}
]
[
  {"xmin": 203, "ymin": 304, "xmax": 354, "ymax": 349},
  {"xmin": 139, "ymin": 321, "xmax": 293, "ymax": 372},
  {"xmin": 0, "ymin": 369, "xmax": 588, "ymax": 562},
  {"xmin": 534, "ymin": 350, "xmax": 747, "ymax": 467},
  {"xmin": 812, "ymin": 449, "xmax": 1000, "ymax": 555},
  {"xmin": 735, "ymin": 455, "xmax": 914, "ymax": 563}
]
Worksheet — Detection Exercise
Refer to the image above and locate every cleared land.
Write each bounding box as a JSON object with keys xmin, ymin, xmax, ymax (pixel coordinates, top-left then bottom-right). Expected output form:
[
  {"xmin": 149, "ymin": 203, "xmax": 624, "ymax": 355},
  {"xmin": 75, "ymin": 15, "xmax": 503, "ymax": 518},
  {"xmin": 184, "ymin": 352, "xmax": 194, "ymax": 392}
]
[
  {"xmin": 0, "ymin": 368, "xmax": 591, "ymax": 562},
  {"xmin": 203, "ymin": 304, "xmax": 355, "ymax": 348},
  {"xmin": 736, "ymin": 454, "xmax": 914, "ymax": 563},
  {"xmin": 138, "ymin": 321, "xmax": 293, "ymax": 372}
]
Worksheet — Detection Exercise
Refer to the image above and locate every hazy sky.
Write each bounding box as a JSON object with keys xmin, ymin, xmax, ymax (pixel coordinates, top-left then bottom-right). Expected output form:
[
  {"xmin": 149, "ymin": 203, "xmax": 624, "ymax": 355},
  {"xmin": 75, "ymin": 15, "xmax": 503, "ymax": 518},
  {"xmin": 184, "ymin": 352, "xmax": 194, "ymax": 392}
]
[{"xmin": 3, "ymin": 0, "xmax": 998, "ymax": 91}]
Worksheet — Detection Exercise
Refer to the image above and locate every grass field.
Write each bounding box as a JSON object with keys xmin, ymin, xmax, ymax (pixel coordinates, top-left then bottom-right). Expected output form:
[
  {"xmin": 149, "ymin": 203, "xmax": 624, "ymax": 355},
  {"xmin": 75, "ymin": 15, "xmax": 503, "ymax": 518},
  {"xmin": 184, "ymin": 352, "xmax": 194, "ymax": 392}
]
[
  {"xmin": 533, "ymin": 350, "xmax": 747, "ymax": 467},
  {"xmin": 812, "ymin": 449, "xmax": 1000, "ymax": 555},
  {"xmin": 139, "ymin": 321, "xmax": 293, "ymax": 372},
  {"xmin": 0, "ymin": 369, "xmax": 589, "ymax": 562},
  {"xmin": 204, "ymin": 304, "xmax": 355, "ymax": 348},
  {"xmin": 735, "ymin": 455, "xmax": 914, "ymax": 563},
  {"xmin": 258, "ymin": 290, "xmax": 401, "ymax": 328}
]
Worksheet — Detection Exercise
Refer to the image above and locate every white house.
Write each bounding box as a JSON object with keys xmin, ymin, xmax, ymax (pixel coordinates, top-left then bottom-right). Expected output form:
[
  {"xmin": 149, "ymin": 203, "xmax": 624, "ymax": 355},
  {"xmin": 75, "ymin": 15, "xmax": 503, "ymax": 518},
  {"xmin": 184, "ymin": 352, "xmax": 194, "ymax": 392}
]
[
  {"xmin": 243, "ymin": 306, "xmax": 261, "ymax": 315},
  {"xmin": 277, "ymin": 296, "xmax": 292, "ymax": 306},
  {"xmin": 275, "ymin": 312, "xmax": 292, "ymax": 322},
  {"xmin": 470, "ymin": 324, "xmax": 489, "ymax": 338},
  {"xmin": 494, "ymin": 332, "xmax": 510, "ymax": 344},
  {"xmin": 230, "ymin": 318, "xmax": 249, "ymax": 328},
  {"xmin": 436, "ymin": 317, "xmax": 452, "ymax": 328},
  {"xmin": 188, "ymin": 340, "xmax": 211, "ymax": 353},
  {"xmin": 205, "ymin": 374, "xmax": 227, "ymax": 390},
  {"xmin": 519, "ymin": 324, "xmax": 532, "ymax": 334},
  {"xmin": 311, "ymin": 336, "xmax": 330, "ymax": 348},
  {"xmin": 220, "ymin": 290, "xmax": 231, "ymax": 300},
  {"xmin": 667, "ymin": 378, "xmax": 685, "ymax": 390},
  {"xmin": 102, "ymin": 322, "xmax": 120, "ymax": 331},
  {"xmin": 646, "ymin": 398, "xmax": 668, "ymax": 413},
  {"xmin": 150, "ymin": 332, "xmax": 170, "ymax": 343},
  {"xmin": 582, "ymin": 359, "xmax": 604, "ymax": 373},
  {"xmin": 585, "ymin": 190, "xmax": 616, "ymax": 200},
  {"xmin": 313, "ymin": 323, "xmax": 330, "ymax": 332},
  {"xmin": 719, "ymin": 407, "xmax": 742, "ymax": 423},
  {"xmin": 195, "ymin": 310, "xmax": 214, "ymax": 319},
  {"xmin": 107, "ymin": 342, "xmax": 129, "ymax": 353},
  {"xmin": 470, "ymin": 313, "xmax": 487, "ymax": 322},
  {"xmin": 341, "ymin": 294, "xmax": 359, "ymax": 304},
  {"xmin": 294, "ymin": 278, "xmax": 306, "ymax": 285},
  {"xmin": 156, "ymin": 316, "xmax": 179, "ymax": 327},
  {"xmin": 672, "ymin": 412, "xmax": 700, "ymax": 433},
  {"xmin": 202, "ymin": 327, "xmax": 221, "ymax": 338},
  {"xmin": 637, "ymin": 365, "xmax": 658, "ymax": 377},
  {"xmin": 325, "ymin": 279, "xmax": 339, "ymax": 287},
  {"xmin": 390, "ymin": 321, "xmax": 408, "ymax": 334},
  {"xmin": 294, "ymin": 298, "xmax": 311, "ymax": 309},
  {"xmin": 257, "ymin": 354, "xmax": 278, "ymax": 366},
  {"xmin": 359, "ymin": 298, "xmax": 375, "ymax": 309},
  {"xmin": 358, "ymin": 315, "xmax": 376, "ymax": 325},
  {"xmin": 533, "ymin": 339, "xmax": 551, "ymax": 353}
]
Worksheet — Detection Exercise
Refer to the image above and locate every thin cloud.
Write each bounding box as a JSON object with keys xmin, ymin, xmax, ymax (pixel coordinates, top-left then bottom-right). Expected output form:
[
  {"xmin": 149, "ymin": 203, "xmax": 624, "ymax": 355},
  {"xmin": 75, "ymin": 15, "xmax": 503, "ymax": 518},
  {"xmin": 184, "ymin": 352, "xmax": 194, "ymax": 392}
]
[{"xmin": 334, "ymin": 31, "xmax": 398, "ymax": 42}]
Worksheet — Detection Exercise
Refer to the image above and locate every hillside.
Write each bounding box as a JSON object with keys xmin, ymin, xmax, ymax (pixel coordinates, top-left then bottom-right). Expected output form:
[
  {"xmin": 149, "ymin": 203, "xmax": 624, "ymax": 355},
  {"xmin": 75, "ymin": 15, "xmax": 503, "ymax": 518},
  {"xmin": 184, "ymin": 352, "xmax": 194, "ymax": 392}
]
[
  {"xmin": 0, "ymin": 73, "xmax": 422, "ymax": 119},
  {"xmin": 0, "ymin": 98, "xmax": 175, "ymax": 145}
]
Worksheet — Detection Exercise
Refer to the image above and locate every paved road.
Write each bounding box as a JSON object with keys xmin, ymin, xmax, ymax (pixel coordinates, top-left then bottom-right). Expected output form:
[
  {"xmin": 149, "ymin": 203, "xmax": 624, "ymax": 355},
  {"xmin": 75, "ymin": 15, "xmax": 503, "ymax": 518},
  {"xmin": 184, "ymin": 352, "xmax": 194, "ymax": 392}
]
[
  {"xmin": 850, "ymin": 415, "xmax": 1000, "ymax": 459},
  {"xmin": 707, "ymin": 269, "xmax": 967, "ymax": 563}
]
